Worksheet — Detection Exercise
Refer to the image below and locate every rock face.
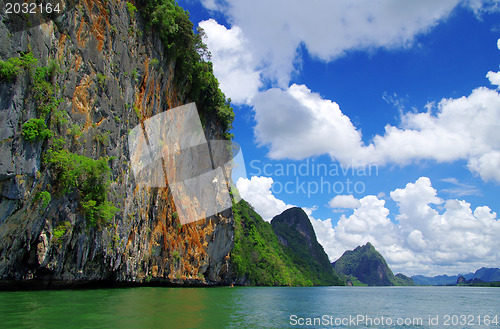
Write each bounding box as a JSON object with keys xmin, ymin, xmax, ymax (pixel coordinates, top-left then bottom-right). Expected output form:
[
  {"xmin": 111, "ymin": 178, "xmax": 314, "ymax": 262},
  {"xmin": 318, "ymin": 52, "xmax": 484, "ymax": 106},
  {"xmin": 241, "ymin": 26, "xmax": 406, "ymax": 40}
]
[
  {"xmin": 271, "ymin": 207, "xmax": 343, "ymax": 286},
  {"xmin": 332, "ymin": 242, "xmax": 414, "ymax": 286},
  {"xmin": 0, "ymin": 0, "xmax": 234, "ymax": 287}
]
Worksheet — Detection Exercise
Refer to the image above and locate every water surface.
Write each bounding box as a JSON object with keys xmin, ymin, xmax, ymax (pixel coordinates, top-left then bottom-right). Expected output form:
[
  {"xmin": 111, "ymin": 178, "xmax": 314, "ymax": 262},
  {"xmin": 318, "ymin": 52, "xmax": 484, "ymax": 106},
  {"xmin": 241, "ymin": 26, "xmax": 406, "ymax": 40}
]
[{"xmin": 0, "ymin": 286, "xmax": 498, "ymax": 328}]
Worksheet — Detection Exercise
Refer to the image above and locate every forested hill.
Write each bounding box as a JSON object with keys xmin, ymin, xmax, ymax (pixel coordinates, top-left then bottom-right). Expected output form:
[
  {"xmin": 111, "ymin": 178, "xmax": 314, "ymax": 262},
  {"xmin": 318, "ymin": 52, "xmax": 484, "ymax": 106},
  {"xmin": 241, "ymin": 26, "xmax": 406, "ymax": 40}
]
[
  {"xmin": 230, "ymin": 201, "xmax": 345, "ymax": 286},
  {"xmin": 271, "ymin": 207, "xmax": 344, "ymax": 286},
  {"xmin": 332, "ymin": 243, "xmax": 414, "ymax": 286}
]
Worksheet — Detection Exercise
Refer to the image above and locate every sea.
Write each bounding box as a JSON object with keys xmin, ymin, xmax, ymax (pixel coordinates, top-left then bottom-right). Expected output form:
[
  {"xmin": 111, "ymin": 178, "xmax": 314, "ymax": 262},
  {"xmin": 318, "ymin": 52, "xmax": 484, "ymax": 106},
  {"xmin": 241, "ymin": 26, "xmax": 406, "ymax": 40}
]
[{"xmin": 0, "ymin": 286, "xmax": 499, "ymax": 328}]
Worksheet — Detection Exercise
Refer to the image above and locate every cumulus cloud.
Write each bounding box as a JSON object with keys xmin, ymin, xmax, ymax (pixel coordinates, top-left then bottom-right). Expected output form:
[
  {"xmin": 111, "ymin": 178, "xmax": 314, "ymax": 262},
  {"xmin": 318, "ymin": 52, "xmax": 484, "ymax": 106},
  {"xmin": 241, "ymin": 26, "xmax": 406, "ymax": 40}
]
[
  {"xmin": 325, "ymin": 177, "xmax": 500, "ymax": 275},
  {"xmin": 240, "ymin": 175, "xmax": 500, "ymax": 275},
  {"xmin": 486, "ymin": 40, "xmax": 500, "ymax": 88},
  {"xmin": 467, "ymin": 151, "xmax": 500, "ymax": 182},
  {"xmin": 198, "ymin": 19, "xmax": 262, "ymax": 104},
  {"xmin": 252, "ymin": 84, "xmax": 367, "ymax": 162},
  {"xmin": 235, "ymin": 176, "xmax": 293, "ymax": 221},
  {"xmin": 252, "ymin": 82, "xmax": 500, "ymax": 182},
  {"xmin": 202, "ymin": 0, "xmax": 463, "ymax": 86},
  {"xmin": 487, "ymin": 71, "xmax": 500, "ymax": 87},
  {"xmin": 328, "ymin": 195, "xmax": 361, "ymax": 209}
]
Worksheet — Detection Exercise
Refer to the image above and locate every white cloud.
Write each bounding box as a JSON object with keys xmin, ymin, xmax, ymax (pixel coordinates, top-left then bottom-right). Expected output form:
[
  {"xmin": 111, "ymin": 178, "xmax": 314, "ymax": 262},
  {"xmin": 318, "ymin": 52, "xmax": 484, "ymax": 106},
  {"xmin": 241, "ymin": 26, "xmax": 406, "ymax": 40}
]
[
  {"xmin": 235, "ymin": 176, "xmax": 293, "ymax": 221},
  {"xmin": 202, "ymin": 0, "xmax": 463, "ymax": 86},
  {"xmin": 328, "ymin": 195, "xmax": 361, "ymax": 209},
  {"xmin": 200, "ymin": 0, "xmax": 219, "ymax": 11},
  {"xmin": 486, "ymin": 40, "xmax": 500, "ymax": 88},
  {"xmin": 388, "ymin": 177, "xmax": 500, "ymax": 274},
  {"xmin": 440, "ymin": 177, "xmax": 481, "ymax": 197},
  {"xmin": 487, "ymin": 70, "xmax": 500, "ymax": 87},
  {"xmin": 467, "ymin": 0, "xmax": 500, "ymax": 15},
  {"xmin": 252, "ymin": 82, "xmax": 500, "ymax": 182},
  {"xmin": 329, "ymin": 195, "xmax": 400, "ymax": 260},
  {"xmin": 467, "ymin": 151, "xmax": 500, "ymax": 182},
  {"xmin": 198, "ymin": 19, "xmax": 262, "ymax": 104},
  {"xmin": 253, "ymin": 84, "xmax": 367, "ymax": 162}
]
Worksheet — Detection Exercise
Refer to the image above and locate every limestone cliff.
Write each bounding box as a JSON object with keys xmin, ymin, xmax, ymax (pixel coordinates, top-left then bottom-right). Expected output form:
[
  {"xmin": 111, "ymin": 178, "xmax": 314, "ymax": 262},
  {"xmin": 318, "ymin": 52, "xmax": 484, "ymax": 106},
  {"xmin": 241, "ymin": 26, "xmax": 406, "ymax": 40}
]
[{"xmin": 0, "ymin": 0, "xmax": 234, "ymax": 287}]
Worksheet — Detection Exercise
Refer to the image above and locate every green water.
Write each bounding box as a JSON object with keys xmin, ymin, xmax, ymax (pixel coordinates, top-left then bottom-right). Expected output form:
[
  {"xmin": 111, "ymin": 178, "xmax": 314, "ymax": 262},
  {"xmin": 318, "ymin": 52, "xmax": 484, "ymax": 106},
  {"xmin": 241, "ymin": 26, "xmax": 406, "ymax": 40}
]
[{"xmin": 0, "ymin": 286, "xmax": 499, "ymax": 328}]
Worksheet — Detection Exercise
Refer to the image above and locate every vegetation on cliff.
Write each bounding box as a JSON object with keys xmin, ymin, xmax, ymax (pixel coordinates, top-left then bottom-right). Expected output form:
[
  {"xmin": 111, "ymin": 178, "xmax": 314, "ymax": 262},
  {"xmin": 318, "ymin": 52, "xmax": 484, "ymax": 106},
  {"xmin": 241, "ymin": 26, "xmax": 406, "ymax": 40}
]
[
  {"xmin": 271, "ymin": 208, "xmax": 344, "ymax": 286},
  {"xmin": 231, "ymin": 200, "xmax": 314, "ymax": 286},
  {"xmin": 140, "ymin": 0, "xmax": 234, "ymax": 138},
  {"xmin": 0, "ymin": 51, "xmax": 116, "ymax": 228},
  {"xmin": 45, "ymin": 147, "xmax": 117, "ymax": 227}
]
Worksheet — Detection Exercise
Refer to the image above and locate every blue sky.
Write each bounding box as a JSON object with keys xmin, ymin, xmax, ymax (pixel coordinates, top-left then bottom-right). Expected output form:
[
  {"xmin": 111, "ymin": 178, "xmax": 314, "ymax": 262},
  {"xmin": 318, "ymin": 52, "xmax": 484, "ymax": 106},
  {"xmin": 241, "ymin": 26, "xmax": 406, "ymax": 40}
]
[{"xmin": 179, "ymin": 0, "xmax": 500, "ymax": 276}]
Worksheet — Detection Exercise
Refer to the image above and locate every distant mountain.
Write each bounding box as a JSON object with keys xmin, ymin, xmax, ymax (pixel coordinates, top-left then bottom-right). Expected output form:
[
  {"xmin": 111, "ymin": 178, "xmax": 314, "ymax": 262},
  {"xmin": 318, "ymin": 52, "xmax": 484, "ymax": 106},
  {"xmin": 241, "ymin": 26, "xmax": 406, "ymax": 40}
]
[
  {"xmin": 412, "ymin": 267, "xmax": 500, "ymax": 286},
  {"xmin": 474, "ymin": 267, "xmax": 500, "ymax": 282},
  {"xmin": 271, "ymin": 207, "xmax": 344, "ymax": 286},
  {"xmin": 412, "ymin": 274, "xmax": 473, "ymax": 286},
  {"xmin": 332, "ymin": 242, "xmax": 414, "ymax": 286}
]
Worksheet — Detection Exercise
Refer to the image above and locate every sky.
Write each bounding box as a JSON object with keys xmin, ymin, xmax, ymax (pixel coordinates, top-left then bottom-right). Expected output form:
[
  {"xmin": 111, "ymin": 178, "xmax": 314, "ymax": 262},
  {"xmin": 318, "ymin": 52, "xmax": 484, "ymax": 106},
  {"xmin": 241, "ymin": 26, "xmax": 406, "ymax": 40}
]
[{"xmin": 179, "ymin": 0, "xmax": 500, "ymax": 276}]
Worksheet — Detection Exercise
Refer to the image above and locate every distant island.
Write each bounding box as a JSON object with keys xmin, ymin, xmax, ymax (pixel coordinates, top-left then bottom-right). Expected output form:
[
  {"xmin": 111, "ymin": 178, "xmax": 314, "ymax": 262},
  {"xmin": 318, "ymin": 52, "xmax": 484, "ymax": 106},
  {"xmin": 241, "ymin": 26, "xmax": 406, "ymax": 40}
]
[
  {"xmin": 413, "ymin": 267, "xmax": 500, "ymax": 286},
  {"xmin": 332, "ymin": 242, "xmax": 414, "ymax": 286}
]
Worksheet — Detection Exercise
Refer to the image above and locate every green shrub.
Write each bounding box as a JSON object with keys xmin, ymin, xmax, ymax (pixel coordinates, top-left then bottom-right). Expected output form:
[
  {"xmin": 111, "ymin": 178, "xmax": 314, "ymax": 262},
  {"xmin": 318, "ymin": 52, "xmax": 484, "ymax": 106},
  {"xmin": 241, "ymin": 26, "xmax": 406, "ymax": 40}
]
[
  {"xmin": 94, "ymin": 130, "xmax": 110, "ymax": 146},
  {"xmin": 33, "ymin": 66, "xmax": 60, "ymax": 116},
  {"xmin": 126, "ymin": 2, "xmax": 137, "ymax": 17},
  {"xmin": 67, "ymin": 123, "xmax": 83, "ymax": 139},
  {"xmin": 53, "ymin": 221, "xmax": 72, "ymax": 243},
  {"xmin": 0, "ymin": 52, "xmax": 37, "ymax": 81},
  {"xmin": 40, "ymin": 191, "xmax": 51, "ymax": 208},
  {"xmin": 46, "ymin": 60, "xmax": 60, "ymax": 79},
  {"xmin": 96, "ymin": 73, "xmax": 107, "ymax": 87},
  {"xmin": 0, "ymin": 57, "xmax": 22, "ymax": 81},
  {"xmin": 19, "ymin": 52, "xmax": 38, "ymax": 71},
  {"xmin": 150, "ymin": 58, "xmax": 160, "ymax": 67},
  {"xmin": 22, "ymin": 118, "xmax": 52, "ymax": 143},
  {"xmin": 0, "ymin": 53, "xmax": 61, "ymax": 116},
  {"xmin": 133, "ymin": 105, "xmax": 142, "ymax": 121},
  {"xmin": 34, "ymin": 190, "xmax": 52, "ymax": 209},
  {"xmin": 45, "ymin": 149, "xmax": 117, "ymax": 227},
  {"xmin": 130, "ymin": 68, "xmax": 139, "ymax": 82},
  {"xmin": 81, "ymin": 199, "xmax": 117, "ymax": 227}
]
